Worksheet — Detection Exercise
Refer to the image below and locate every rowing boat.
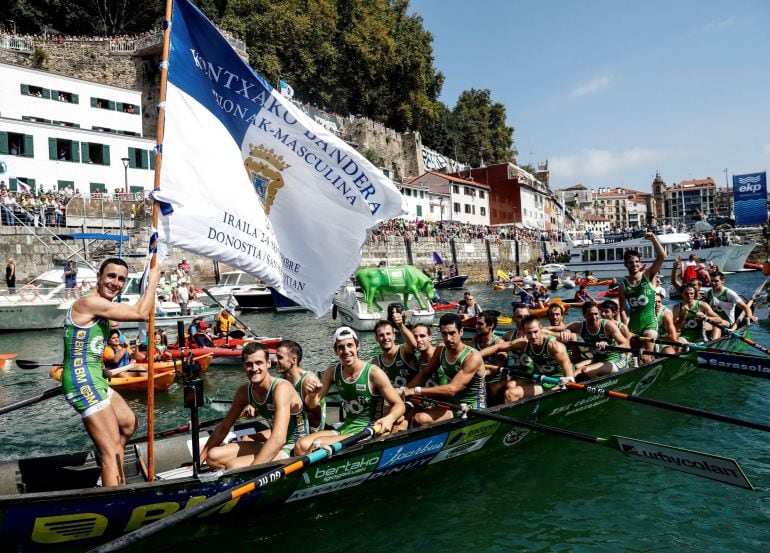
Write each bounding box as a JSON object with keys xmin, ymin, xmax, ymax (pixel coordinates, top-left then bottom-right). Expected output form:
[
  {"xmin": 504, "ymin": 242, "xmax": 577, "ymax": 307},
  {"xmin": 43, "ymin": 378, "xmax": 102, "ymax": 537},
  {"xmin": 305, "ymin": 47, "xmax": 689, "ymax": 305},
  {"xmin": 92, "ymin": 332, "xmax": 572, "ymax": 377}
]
[{"xmin": 0, "ymin": 334, "xmax": 749, "ymax": 549}]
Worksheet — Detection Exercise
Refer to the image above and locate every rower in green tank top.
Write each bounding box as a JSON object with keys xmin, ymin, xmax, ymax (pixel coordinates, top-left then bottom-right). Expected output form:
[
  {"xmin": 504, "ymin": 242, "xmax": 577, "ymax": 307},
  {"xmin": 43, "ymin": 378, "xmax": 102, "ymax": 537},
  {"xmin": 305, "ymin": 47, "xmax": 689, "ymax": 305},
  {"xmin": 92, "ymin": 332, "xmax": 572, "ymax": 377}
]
[
  {"xmin": 275, "ymin": 340, "xmax": 326, "ymax": 432},
  {"xmin": 371, "ymin": 316, "xmax": 419, "ymax": 388},
  {"xmin": 406, "ymin": 313, "xmax": 487, "ymax": 426},
  {"xmin": 672, "ymin": 283, "xmax": 726, "ymax": 344},
  {"xmin": 558, "ymin": 301, "xmax": 630, "ymax": 380},
  {"xmin": 202, "ymin": 342, "xmax": 310, "ymax": 470},
  {"xmin": 480, "ymin": 315, "xmax": 575, "ymax": 403},
  {"xmin": 618, "ymin": 232, "xmax": 666, "ymax": 356},
  {"xmin": 294, "ymin": 327, "xmax": 405, "ymax": 456}
]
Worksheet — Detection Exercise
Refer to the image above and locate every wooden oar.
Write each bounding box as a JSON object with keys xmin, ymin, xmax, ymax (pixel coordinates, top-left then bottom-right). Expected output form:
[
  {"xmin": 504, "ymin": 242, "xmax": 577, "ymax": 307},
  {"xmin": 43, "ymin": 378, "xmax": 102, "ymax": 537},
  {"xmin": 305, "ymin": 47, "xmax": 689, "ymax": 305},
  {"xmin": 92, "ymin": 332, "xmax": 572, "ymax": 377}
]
[
  {"xmin": 0, "ymin": 386, "xmax": 61, "ymax": 415},
  {"xmin": 707, "ymin": 318, "xmax": 770, "ymax": 357},
  {"xmin": 408, "ymin": 395, "xmax": 754, "ymax": 490},
  {"xmin": 202, "ymin": 288, "xmax": 259, "ymax": 338},
  {"xmin": 569, "ymin": 341, "xmax": 770, "ymax": 380},
  {"xmin": 89, "ymin": 425, "xmax": 380, "ymax": 552},
  {"xmin": 513, "ymin": 369, "xmax": 770, "ymax": 434}
]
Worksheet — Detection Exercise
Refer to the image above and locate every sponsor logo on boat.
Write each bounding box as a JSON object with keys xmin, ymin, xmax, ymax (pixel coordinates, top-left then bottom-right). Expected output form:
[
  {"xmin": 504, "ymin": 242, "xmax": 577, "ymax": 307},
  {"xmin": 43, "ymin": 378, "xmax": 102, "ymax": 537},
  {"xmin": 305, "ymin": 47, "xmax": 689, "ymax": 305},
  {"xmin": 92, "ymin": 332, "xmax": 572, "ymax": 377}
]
[
  {"xmin": 617, "ymin": 437, "xmax": 752, "ymax": 489},
  {"xmin": 698, "ymin": 353, "xmax": 770, "ymax": 375},
  {"xmin": 287, "ymin": 474, "xmax": 371, "ymax": 502},
  {"xmin": 503, "ymin": 426, "xmax": 530, "ymax": 446},
  {"xmin": 367, "ymin": 456, "xmax": 432, "ymax": 480},
  {"xmin": 443, "ymin": 420, "xmax": 499, "ymax": 448},
  {"xmin": 376, "ymin": 434, "xmax": 447, "ymax": 470},
  {"xmin": 430, "ymin": 436, "xmax": 492, "ymax": 463},
  {"xmin": 303, "ymin": 452, "xmax": 380, "ymax": 485},
  {"xmin": 632, "ymin": 365, "xmax": 661, "ymax": 395}
]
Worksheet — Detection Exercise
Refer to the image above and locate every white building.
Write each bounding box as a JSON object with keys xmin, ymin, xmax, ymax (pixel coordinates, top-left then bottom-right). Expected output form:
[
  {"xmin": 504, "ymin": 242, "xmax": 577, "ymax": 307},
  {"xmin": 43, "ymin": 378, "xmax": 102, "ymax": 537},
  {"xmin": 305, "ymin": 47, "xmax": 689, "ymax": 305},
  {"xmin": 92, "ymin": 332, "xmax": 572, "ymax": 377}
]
[
  {"xmin": 0, "ymin": 63, "xmax": 155, "ymax": 194},
  {"xmin": 396, "ymin": 178, "xmax": 431, "ymax": 220},
  {"xmin": 407, "ymin": 172, "xmax": 490, "ymax": 225}
]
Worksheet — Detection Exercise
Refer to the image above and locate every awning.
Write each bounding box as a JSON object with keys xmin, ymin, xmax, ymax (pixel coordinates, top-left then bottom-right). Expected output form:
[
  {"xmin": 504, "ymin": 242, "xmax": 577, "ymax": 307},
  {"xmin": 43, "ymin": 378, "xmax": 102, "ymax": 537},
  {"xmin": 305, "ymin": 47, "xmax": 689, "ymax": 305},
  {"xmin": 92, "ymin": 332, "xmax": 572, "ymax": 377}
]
[{"xmin": 57, "ymin": 233, "xmax": 129, "ymax": 242}]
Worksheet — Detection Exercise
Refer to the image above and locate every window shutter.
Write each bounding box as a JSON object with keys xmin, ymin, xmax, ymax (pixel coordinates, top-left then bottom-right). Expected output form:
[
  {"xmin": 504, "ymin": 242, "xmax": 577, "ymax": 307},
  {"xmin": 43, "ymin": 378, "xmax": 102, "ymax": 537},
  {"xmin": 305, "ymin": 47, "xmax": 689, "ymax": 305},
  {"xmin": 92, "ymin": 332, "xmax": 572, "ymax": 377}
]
[
  {"xmin": 80, "ymin": 142, "xmax": 90, "ymax": 163},
  {"xmin": 24, "ymin": 134, "xmax": 34, "ymax": 157},
  {"xmin": 48, "ymin": 137, "xmax": 57, "ymax": 160},
  {"xmin": 102, "ymin": 144, "xmax": 110, "ymax": 165},
  {"xmin": 9, "ymin": 178, "xmax": 17, "ymax": 190},
  {"xmin": 20, "ymin": 84, "xmax": 29, "ymax": 95},
  {"xmin": 140, "ymin": 149, "xmax": 149, "ymax": 169},
  {"xmin": 27, "ymin": 178, "xmax": 36, "ymax": 189},
  {"xmin": 116, "ymin": 102, "xmax": 123, "ymax": 112},
  {"xmin": 108, "ymin": 101, "xmax": 115, "ymax": 110},
  {"xmin": 128, "ymin": 148, "xmax": 137, "ymax": 168},
  {"xmin": 42, "ymin": 88, "xmax": 50, "ymax": 99},
  {"xmin": 72, "ymin": 93, "xmax": 79, "ymax": 104},
  {"xmin": 51, "ymin": 89, "xmax": 58, "ymax": 100},
  {"xmin": 149, "ymin": 150, "xmax": 156, "ymax": 170},
  {"xmin": 0, "ymin": 132, "xmax": 8, "ymax": 154},
  {"xmin": 71, "ymin": 141, "xmax": 80, "ymax": 162},
  {"xmin": 91, "ymin": 97, "xmax": 97, "ymax": 108}
]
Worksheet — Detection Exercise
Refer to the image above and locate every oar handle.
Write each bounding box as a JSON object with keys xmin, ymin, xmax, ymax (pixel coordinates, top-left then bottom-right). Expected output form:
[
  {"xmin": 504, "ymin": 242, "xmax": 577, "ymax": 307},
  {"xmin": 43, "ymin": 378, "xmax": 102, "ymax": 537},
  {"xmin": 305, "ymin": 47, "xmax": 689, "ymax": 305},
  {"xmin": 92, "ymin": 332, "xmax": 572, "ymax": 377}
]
[
  {"xmin": 565, "ymin": 341, "xmax": 672, "ymax": 358},
  {"xmin": 0, "ymin": 386, "xmax": 62, "ymax": 415},
  {"xmin": 707, "ymin": 318, "xmax": 770, "ymax": 356}
]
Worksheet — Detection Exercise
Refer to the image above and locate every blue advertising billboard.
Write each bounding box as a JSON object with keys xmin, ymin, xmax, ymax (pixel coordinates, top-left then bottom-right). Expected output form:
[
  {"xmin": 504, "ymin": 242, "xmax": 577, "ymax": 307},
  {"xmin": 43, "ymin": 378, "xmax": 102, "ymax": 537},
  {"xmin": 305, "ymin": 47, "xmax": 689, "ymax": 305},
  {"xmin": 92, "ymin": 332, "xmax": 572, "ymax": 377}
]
[{"xmin": 733, "ymin": 172, "xmax": 767, "ymax": 226}]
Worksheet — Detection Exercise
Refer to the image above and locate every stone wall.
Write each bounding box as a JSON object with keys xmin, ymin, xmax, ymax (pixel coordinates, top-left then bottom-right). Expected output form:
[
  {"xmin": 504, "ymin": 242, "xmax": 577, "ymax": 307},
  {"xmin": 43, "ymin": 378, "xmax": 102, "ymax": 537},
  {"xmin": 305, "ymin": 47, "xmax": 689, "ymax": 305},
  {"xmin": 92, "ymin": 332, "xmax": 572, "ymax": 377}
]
[{"xmin": 341, "ymin": 118, "xmax": 422, "ymax": 181}]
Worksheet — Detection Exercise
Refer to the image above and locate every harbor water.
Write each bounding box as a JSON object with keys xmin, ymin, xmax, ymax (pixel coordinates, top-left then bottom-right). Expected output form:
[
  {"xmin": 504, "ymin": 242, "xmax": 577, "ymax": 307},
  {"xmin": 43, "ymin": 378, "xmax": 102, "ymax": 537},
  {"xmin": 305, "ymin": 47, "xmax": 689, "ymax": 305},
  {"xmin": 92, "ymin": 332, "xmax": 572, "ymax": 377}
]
[{"xmin": 1, "ymin": 271, "xmax": 769, "ymax": 552}]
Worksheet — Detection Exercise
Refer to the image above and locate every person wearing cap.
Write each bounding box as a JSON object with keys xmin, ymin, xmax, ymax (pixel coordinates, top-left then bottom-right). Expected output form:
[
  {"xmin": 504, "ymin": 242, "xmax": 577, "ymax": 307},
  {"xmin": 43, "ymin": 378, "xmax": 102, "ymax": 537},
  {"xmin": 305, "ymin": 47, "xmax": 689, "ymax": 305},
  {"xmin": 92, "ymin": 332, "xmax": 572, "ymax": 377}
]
[
  {"xmin": 294, "ymin": 327, "xmax": 404, "ymax": 454},
  {"xmin": 202, "ymin": 342, "xmax": 309, "ymax": 470},
  {"xmin": 618, "ymin": 231, "xmax": 666, "ymax": 356},
  {"xmin": 192, "ymin": 320, "xmax": 214, "ymax": 347},
  {"xmin": 214, "ymin": 307, "xmax": 238, "ymax": 337},
  {"xmin": 705, "ymin": 271, "xmax": 756, "ymax": 328},
  {"xmin": 557, "ymin": 301, "xmax": 629, "ymax": 379},
  {"xmin": 404, "ymin": 313, "xmax": 487, "ymax": 422},
  {"xmin": 573, "ymin": 283, "xmax": 595, "ymax": 304}
]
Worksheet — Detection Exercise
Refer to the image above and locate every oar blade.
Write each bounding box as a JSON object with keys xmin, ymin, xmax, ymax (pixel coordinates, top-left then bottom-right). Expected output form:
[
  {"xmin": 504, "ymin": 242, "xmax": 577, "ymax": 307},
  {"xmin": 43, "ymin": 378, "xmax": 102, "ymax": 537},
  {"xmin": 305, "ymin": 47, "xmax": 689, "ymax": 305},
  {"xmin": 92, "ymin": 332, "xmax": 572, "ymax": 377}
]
[
  {"xmin": 696, "ymin": 351, "xmax": 770, "ymax": 380},
  {"xmin": 15, "ymin": 359, "xmax": 43, "ymax": 370},
  {"xmin": 610, "ymin": 435, "xmax": 754, "ymax": 490}
]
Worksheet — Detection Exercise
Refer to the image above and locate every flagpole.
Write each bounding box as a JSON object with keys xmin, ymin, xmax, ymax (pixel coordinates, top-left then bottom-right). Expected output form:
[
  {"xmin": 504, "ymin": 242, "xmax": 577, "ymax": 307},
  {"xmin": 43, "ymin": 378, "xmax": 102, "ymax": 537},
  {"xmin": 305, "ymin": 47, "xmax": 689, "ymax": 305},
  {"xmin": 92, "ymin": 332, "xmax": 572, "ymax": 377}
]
[{"xmin": 144, "ymin": 0, "xmax": 174, "ymax": 481}]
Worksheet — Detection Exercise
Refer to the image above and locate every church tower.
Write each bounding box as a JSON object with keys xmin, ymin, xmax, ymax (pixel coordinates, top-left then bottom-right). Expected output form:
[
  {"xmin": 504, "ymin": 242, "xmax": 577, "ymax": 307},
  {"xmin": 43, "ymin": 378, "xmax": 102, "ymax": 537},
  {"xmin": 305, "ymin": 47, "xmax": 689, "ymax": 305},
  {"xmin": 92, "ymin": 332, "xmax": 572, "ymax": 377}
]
[{"xmin": 651, "ymin": 171, "xmax": 667, "ymax": 226}]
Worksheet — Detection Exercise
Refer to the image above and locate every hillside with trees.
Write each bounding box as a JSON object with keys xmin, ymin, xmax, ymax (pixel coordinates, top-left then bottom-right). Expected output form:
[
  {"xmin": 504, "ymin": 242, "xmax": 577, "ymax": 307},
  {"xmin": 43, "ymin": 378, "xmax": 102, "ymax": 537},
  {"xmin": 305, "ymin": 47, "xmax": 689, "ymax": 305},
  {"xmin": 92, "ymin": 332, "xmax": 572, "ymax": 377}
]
[{"xmin": 4, "ymin": 0, "xmax": 517, "ymax": 166}]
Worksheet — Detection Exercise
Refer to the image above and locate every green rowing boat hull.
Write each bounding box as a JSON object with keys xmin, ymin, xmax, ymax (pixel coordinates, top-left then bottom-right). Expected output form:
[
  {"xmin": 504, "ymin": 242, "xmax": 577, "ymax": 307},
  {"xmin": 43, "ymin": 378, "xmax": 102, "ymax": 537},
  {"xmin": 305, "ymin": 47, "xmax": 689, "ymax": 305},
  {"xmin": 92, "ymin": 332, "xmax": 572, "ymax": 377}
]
[{"xmin": 0, "ymin": 336, "xmax": 748, "ymax": 550}]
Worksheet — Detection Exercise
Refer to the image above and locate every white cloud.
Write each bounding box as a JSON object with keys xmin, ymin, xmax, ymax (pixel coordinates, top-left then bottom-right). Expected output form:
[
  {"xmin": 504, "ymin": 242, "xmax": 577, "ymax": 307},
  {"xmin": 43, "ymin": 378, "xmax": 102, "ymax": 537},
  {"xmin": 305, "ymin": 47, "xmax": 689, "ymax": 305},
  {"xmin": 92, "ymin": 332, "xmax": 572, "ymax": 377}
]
[
  {"xmin": 703, "ymin": 17, "xmax": 735, "ymax": 31},
  {"xmin": 569, "ymin": 75, "xmax": 612, "ymax": 98},
  {"xmin": 550, "ymin": 148, "xmax": 668, "ymax": 181}
]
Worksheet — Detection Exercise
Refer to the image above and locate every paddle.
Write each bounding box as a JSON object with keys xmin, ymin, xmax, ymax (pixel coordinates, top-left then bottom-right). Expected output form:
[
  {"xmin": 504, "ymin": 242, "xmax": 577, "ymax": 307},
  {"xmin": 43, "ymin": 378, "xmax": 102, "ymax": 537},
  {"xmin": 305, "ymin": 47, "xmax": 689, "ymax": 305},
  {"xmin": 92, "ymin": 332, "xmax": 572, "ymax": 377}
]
[
  {"xmin": 706, "ymin": 318, "xmax": 770, "ymax": 357},
  {"xmin": 569, "ymin": 341, "xmax": 770, "ymax": 380},
  {"xmin": 90, "ymin": 425, "xmax": 380, "ymax": 552},
  {"xmin": 734, "ymin": 279, "xmax": 768, "ymax": 328},
  {"xmin": 509, "ymin": 369, "xmax": 770, "ymax": 434},
  {"xmin": 496, "ymin": 269, "xmax": 512, "ymax": 282},
  {"xmin": 202, "ymin": 288, "xmax": 259, "ymax": 338},
  {"xmin": 15, "ymin": 360, "xmax": 58, "ymax": 370},
  {"xmin": 408, "ymin": 395, "xmax": 754, "ymax": 490},
  {"xmin": 0, "ymin": 386, "xmax": 62, "ymax": 415}
]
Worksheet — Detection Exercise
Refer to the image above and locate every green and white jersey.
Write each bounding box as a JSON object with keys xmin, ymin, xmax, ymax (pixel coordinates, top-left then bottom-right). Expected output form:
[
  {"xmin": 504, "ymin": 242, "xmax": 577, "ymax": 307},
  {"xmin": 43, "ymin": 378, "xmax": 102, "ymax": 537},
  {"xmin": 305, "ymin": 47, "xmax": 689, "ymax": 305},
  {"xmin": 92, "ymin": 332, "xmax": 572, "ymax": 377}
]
[
  {"xmin": 679, "ymin": 301, "xmax": 706, "ymax": 343},
  {"xmin": 248, "ymin": 378, "xmax": 308, "ymax": 449},
  {"xmin": 294, "ymin": 371, "xmax": 326, "ymax": 432},
  {"xmin": 655, "ymin": 306, "xmax": 671, "ymax": 339},
  {"xmin": 622, "ymin": 273, "xmax": 657, "ymax": 333},
  {"xmin": 706, "ymin": 287, "xmax": 741, "ymax": 324},
  {"xmin": 579, "ymin": 319, "xmax": 621, "ymax": 363},
  {"xmin": 335, "ymin": 362, "xmax": 380, "ymax": 434},
  {"xmin": 440, "ymin": 345, "xmax": 486, "ymax": 409},
  {"xmin": 378, "ymin": 346, "xmax": 419, "ymax": 388}
]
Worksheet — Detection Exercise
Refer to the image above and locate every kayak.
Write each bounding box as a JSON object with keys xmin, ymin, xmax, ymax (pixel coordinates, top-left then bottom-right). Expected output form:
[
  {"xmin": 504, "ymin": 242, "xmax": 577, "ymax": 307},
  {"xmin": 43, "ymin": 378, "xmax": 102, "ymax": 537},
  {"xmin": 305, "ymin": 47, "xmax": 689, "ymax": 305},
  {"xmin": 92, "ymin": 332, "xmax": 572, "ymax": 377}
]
[
  {"xmin": 432, "ymin": 302, "xmax": 460, "ymax": 311},
  {"xmin": 597, "ymin": 289, "xmax": 620, "ymax": 298},
  {"xmin": 576, "ymin": 279, "xmax": 614, "ymax": 287},
  {"xmin": 50, "ymin": 366, "xmax": 177, "ymax": 393},
  {"xmin": 134, "ymin": 353, "xmax": 214, "ymax": 375}
]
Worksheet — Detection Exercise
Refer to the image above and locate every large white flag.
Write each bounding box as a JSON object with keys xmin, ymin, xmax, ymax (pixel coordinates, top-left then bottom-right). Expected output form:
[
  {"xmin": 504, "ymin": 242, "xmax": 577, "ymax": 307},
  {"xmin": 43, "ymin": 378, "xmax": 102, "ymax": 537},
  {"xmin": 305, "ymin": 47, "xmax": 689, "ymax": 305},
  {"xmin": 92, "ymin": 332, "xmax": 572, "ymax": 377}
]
[{"xmin": 156, "ymin": 0, "xmax": 404, "ymax": 316}]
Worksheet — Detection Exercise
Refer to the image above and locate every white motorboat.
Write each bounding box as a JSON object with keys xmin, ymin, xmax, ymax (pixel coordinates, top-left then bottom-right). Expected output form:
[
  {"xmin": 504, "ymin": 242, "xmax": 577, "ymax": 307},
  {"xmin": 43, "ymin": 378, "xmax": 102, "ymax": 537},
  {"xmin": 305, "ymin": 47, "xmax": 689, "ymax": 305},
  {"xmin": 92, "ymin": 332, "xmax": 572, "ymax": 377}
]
[
  {"xmin": 331, "ymin": 280, "xmax": 435, "ymax": 331},
  {"xmin": 0, "ymin": 263, "xmax": 97, "ymax": 331},
  {"xmin": 564, "ymin": 232, "xmax": 754, "ymax": 279},
  {"xmin": 232, "ymin": 285, "xmax": 274, "ymax": 311},
  {"xmin": 202, "ymin": 271, "xmax": 261, "ymax": 307}
]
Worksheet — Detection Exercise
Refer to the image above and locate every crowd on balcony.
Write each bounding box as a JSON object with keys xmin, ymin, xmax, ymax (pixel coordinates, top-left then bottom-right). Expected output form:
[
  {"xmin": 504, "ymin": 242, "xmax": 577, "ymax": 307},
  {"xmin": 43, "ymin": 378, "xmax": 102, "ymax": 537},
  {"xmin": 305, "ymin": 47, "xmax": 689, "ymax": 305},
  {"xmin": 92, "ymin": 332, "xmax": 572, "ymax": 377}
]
[{"xmin": 367, "ymin": 219, "xmax": 565, "ymax": 245}]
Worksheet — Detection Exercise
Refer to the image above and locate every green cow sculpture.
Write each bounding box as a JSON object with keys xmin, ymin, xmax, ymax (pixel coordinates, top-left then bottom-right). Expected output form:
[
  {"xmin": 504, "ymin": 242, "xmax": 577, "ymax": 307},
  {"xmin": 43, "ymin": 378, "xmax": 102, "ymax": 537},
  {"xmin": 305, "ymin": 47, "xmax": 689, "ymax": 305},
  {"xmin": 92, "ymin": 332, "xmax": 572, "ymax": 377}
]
[{"xmin": 355, "ymin": 265, "xmax": 436, "ymax": 313}]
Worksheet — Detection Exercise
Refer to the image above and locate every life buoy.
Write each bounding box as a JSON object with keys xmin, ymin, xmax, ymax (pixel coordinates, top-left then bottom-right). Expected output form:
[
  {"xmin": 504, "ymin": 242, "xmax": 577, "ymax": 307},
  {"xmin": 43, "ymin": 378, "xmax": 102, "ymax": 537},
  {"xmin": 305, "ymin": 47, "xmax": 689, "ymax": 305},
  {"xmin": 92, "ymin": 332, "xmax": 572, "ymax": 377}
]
[{"xmin": 19, "ymin": 284, "xmax": 40, "ymax": 302}]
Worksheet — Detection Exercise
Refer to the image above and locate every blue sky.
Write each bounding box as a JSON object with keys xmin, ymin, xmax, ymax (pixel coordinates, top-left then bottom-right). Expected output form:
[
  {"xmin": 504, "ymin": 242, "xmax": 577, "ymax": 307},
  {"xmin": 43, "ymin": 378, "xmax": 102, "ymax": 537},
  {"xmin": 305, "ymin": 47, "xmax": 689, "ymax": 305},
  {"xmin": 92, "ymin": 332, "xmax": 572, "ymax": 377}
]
[{"xmin": 409, "ymin": 0, "xmax": 770, "ymax": 193}]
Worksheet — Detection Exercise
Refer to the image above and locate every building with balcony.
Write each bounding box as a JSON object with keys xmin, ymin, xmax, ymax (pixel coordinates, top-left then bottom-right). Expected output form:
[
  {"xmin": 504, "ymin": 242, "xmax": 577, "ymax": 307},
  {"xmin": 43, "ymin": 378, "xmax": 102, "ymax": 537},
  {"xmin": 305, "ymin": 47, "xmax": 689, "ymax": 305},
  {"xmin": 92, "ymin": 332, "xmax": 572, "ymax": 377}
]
[
  {"xmin": 0, "ymin": 63, "xmax": 155, "ymax": 195},
  {"xmin": 664, "ymin": 178, "xmax": 716, "ymax": 224},
  {"xmin": 407, "ymin": 172, "xmax": 490, "ymax": 225}
]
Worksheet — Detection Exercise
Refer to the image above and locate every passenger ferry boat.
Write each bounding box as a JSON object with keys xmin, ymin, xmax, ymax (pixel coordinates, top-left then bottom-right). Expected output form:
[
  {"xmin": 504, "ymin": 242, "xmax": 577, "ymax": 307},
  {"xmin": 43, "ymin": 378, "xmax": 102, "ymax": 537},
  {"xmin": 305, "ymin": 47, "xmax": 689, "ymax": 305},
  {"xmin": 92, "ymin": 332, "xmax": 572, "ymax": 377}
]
[{"xmin": 565, "ymin": 231, "xmax": 755, "ymax": 279}]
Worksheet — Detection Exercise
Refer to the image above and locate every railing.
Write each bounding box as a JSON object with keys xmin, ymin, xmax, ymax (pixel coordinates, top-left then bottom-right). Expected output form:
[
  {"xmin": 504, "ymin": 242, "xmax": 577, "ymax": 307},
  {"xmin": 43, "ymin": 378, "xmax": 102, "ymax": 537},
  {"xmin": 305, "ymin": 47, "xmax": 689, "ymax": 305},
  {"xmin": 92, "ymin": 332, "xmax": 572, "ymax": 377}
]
[{"xmin": 1, "ymin": 33, "xmax": 34, "ymax": 52}]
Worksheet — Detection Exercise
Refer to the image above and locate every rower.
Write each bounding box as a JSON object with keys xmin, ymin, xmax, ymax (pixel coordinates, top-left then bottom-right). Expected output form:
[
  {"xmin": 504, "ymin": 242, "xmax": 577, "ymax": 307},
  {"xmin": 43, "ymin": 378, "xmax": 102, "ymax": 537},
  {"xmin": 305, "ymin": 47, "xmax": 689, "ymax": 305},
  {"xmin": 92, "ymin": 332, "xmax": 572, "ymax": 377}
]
[
  {"xmin": 598, "ymin": 299, "xmax": 632, "ymax": 341},
  {"xmin": 404, "ymin": 313, "xmax": 486, "ymax": 426},
  {"xmin": 201, "ymin": 342, "xmax": 309, "ymax": 470},
  {"xmin": 214, "ymin": 307, "xmax": 239, "ymax": 338},
  {"xmin": 672, "ymin": 283, "xmax": 726, "ymax": 343},
  {"xmin": 478, "ymin": 315, "xmax": 574, "ymax": 402},
  {"xmin": 192, "ymin": 320, "xmax": 214, "ymax": 347},
  {"xmin": 503, "ymin": 303, "xmax": 529, "ymax": 341},
  {"xmin": 618, "ymin": 231, "xmax": 666, "ymax": 355},
  {"xmin": 654, "ymin": 289, "xmax": 679, "ymax": 353},
  {"xmin": 470, "ymin": 310, "xmax": 507, "ymax": 403},
  {"xmin": 371, "ymin": 315, "xmax": 419, "ymax": 388},
  {"xmin": 558, "ymin": 301, "xmax": 629, "ymax": 380},
  {"xmin": 409, "ymin": 322, "xmax": 447, "ymax": 388},
  {"xmin": 294, "ymin": 327, "xmax": 404, "ymax": 454},
  {"xmin": 274, "ymin": 340, "xmax": 325, "ymax": 432},
  {"xmin": 706, "ymin": 271, "xmax": 756, "ymax": 328}
]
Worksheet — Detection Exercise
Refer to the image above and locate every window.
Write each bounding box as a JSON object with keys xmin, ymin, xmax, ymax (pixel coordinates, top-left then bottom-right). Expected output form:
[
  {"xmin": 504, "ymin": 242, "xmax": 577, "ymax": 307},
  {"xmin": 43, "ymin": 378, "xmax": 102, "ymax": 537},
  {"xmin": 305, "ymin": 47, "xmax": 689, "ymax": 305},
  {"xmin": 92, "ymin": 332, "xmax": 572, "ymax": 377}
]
[
  {"xmin": 92, "ymin": 126, "xmax": 117, "ymax": 134},
  {"xmin": 9, "ymin": 177, "xmax": 36, "ymax": 192},
  {"xmin": 88, "ymin": 182, "xmax": 105, "ymax": 193},
  {"xmin": 52, "ymin": 90, "xmax": 79, "ymax": 104},
  {"xmin": 128, "ymin": 147, "xmax": 152, "ymax": 169},
  {"xmin": 453, "ymin": 202, "xmax": 460, "ymax": 213},
  {"xmin": 20, "ymin": 84, "xmax": 50, "ymax": 98},
  {"xmin": 48, "ymin": 138, "xmax": 80, "ymax": 162},
  {"xmin": 479, "ymin": 190, "xmax": 485, "ymax": 199},
  {"xmin": 453, "ymin": 185, "xmax": 459, "ymax": 194},
  {"xmin": 607, "ymin": 249, "xmax": 615, "ymax": 261},
  {"xmin": 404, "ymin": 188, "xmax": 411, "ymax": 196},
  {"xmin": 81, "ymin": 142, "xmax": 111, "ymax": 166},
  {"xmin": 416, "ymin": 205, "xmax": 422, "ymax": 217},
  {"xmin": 91, "ymin": 97, "xmax": 115, "ymax": 110},
  {"xmin": 598, "ymin": 249, "xmax": 606, "ymax": 261},
  {"xmin": 465, "ymin": 204, "xmax": 471, "ymax": 214},
  {"xmin": 117, "ymin": 102, "xmax": 139, "ymax": 115},
  {"xmin": 480, "ymin": 207, "xmax": 486, "ymax": 216},
  {"xmin": 419, "ymin": 191, "xmax": 424, "ymax": 198},
  {"xmin": 21, "ymin": 115, "xmax": 50, "ymax": 124},
  {"xmin": 0, "ymin": 132, "xmax": 34, "ymax": 157},
  {"xmin": 589, "ymin": 250, "xmax": 597, "ymax": 262},
  {"xmin": 58, "ymin": 180, "xmax": 75, "ymax": 191}
]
